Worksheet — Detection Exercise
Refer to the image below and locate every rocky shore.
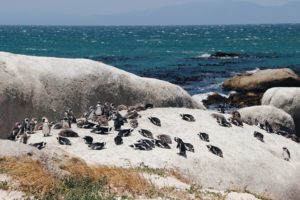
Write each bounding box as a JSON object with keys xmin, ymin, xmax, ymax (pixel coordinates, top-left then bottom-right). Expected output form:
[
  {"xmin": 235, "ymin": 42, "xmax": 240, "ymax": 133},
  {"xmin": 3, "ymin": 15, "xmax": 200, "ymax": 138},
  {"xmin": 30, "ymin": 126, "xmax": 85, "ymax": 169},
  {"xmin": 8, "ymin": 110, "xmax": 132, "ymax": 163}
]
[{"xmin": 0, "ymin": 52, "xmax": 300, "ymax": 200}]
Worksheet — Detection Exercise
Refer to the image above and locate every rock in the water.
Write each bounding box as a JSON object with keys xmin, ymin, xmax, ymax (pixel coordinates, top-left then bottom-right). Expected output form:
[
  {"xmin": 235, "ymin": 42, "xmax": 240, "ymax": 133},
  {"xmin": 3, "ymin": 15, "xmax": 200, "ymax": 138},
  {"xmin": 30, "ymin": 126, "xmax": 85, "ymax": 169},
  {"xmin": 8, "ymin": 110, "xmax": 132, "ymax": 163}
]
[
  {"xmin": 0, "ymin": 52, "xmax": 202, "ymax": 138},
  {"xmin": 262, "ymin": 87, "xmax": 300, "ymax": 137},
  {"xmin": 223, "ymin": 68, "xmax": 300, "ymax": 92},
  {"xmin": 238, "ymin": 105, "xmax": 296, "ymax": 135}
]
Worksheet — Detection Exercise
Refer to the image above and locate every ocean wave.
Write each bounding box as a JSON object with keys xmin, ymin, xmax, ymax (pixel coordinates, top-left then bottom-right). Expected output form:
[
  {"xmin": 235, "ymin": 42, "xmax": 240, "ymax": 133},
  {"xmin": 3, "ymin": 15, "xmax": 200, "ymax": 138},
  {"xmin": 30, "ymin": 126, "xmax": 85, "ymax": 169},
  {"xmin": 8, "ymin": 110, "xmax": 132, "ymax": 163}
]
[{"xmin": 197, "ymin": 53, "xmax": 211, "ymax": 58}]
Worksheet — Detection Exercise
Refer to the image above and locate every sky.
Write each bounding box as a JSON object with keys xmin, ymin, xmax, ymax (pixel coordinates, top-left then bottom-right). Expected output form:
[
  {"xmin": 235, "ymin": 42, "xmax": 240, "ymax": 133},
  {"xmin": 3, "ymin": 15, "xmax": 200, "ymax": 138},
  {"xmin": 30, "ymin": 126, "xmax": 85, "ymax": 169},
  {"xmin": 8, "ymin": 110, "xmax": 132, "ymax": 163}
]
[{"xmin": 0, "ymin": 0, "xmax": 299, "ymax": 25}]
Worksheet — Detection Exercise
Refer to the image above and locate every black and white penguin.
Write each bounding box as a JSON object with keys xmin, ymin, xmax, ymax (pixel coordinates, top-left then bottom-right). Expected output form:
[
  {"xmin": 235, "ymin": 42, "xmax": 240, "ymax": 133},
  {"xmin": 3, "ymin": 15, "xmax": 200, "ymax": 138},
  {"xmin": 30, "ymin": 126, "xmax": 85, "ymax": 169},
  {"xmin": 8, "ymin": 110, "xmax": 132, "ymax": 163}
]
[
  {"xmin": 137, "ymin": 139, "xmax": 155, "ymax": 149},
  {"xmin": 282, "ymin": 147, "xmax": 291, "ymax": 161},
  {"xmin": 53, "ymin": 122, "xmax": 62, "ymax": 130},
  {"xmin": 83, "ymin": 136, "xmax": 93, "ymax": 144},
  {"xmin": 89, "ymin": 142, "xmax": 106, "ymax": 150},
  {"xmin": 95, "ymin": 102, "xmax": 103, "ymax": 116},
  {"xmin": 265, "ymin": 120, "xmax": 273, "ymax": 133},
  {"xmin": 20, "ymin": 132, "xmax": 30, "ymax": 144},
  {"xmin": 30, "ymin": 142, "xmax": 47, "ymax": 150},
  {"xmin": 57, "ymin": 137, "xmax": 71, "ymax": 145},
  {"xmin": 130, "ymin": 119, "xmax": 139, "ymax": 129},
  {"xmin": 138, "ymin": 129, "xmax": 154, "ymax": 139},
  {"xmin": 149, "ymin": 117, "xmax": 161, "ymax": 126},
  {"xmin": 157, "ymin": 134, "xmax": 172, "ymax": 144},
  {"xmin": 145, "ymin": 103, "xmax": 154, "ymax": 109},
  {"xmin": 118, "ymin": 129, "xmax": 134, "ymax": 137},
  {"xmin": 114, "ymin": 135, "xmax": 123, "ymax": 145},
  {"xmin": 180, "ymin": 114, "xmax": 195, "ymax": 122},
  {"xmin": 91, "ymin": 126, "xmax": 112, "ymax": 135},
  {"xmin": 81, "ymin": 121, "xmax": 97, "ymax": 129},
  {"xmin": 254, "ymin": 131, "xmax": 264, "ymax": 142},
  {"xmin": 174, "ymin": 137, "xmax": 187, "ymax": 157},
  {"xmin": 113, "ymin": 112, "xmax": 125, "ymax": 131},
  {"xmin": 231, "ymin": 111, "xmax": 243, "ymax": 127},
  {"xmin": 130, "ymin": 143, "xmax": 152, "ymax": 151},
  {"xmin": 198, "ymin": 132, "xmax": 210, "ymax": 142},
  {"xmin": 154, "ymin": 139, "xmax": 171, "ymax": 149},
  {"xmin": 124, "ymin": 111, "xmax": 141, "ymax": 120},
  {"xmin": 7, "ymin": 122, "xmax": 21, "ymax": 141},
  {"xmin": 29, "ymin": 118, "xmax": 38, "ymax": 133},
  {"xmin": 21, "ymin": 118, "xmax": 30, "ymax": 134},
  {"xmin": 184, "ymin": 143, "xmax": 195, "ymax": 152},
  {"xmin": 207, "ymin": 145, "xmax": 223, "ymax": 158}
]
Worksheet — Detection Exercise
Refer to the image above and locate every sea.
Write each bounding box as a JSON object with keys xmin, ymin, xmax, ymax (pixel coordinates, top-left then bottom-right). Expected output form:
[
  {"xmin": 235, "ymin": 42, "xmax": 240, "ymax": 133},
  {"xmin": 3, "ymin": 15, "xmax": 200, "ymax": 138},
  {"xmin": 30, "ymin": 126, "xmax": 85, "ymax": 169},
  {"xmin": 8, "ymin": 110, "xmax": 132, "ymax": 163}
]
[{"xmin": 0, "ymin": 24, "xmax": 300, "ymax": 95}]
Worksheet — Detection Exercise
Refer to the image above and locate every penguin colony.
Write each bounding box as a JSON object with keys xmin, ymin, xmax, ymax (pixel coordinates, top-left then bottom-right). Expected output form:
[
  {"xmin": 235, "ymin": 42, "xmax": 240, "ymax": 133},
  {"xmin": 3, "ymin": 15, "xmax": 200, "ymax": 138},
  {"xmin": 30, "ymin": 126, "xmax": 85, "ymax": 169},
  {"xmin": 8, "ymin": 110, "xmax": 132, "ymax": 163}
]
[{"xmin": 7, "ymin": 102, "xmax": 297, "ymax": 161}]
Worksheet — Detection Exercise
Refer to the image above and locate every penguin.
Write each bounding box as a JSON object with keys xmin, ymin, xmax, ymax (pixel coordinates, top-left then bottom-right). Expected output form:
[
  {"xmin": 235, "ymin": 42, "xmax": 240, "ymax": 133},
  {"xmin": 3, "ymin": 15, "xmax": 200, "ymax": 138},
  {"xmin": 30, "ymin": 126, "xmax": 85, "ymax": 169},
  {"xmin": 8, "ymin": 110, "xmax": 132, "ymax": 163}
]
[
  {"xmin": 19, "ymin": 132, "xmax": 30, "ymax": 144},
  {"xmin": 184, "ymin": 143, "xmax": 195, "ymax": 152},
  {"xmin": 89, "ymin": 142, "xmax": 106, "ymax": 150},
  {"xmin": 180, "ymin": 114, "xmax": 195, "ymax": 122},
  {"xmin": 198, "ymin": 132, "xmax": 210, "ymax": 142},
  {"xmin": 137, "ymin": 139, "xmax": 155, "ymax": 149},
  {"xmin": 157, "ymin": 134, "xmax": 172, "ymax": 144},
  {"xmin": 207, "ymin": 145, "xmax": 223, "ymax": 158},
  {"xmin": 91, "ymin": 126, "xmax": 112, "ymax": 135},
  {"xmin": 29, "ymin": 118, "xmax": 38, "ymax": 133},
  {"xmin": 154, "ymin": 139, "xmax": 171, "ymax": 149},
  {"xmin": 254, "ymin": 131, "xmax": 264, "ymax": 142},
  {"xmin": 30, "ymin": 142, "xmax": 47, "ymax": 150},
  {"xmin": 57, "ymin": 137, "xmax": 71, "ymax": 145},
  {"xmin": 7, "ymin": 122, "xmax": 21, "ymax": 141},
  {"xmin": 118, "ymin": 129, "xmax": 134, "ymax": 137},
  {"xmin": 42, "ymin": 117, "xmax": 51, "ymax": 137},
  {"xmin": 174, "ymin": 137, "xmax": 187, "ymax": 157},
  {"xmin": 149, "ymin": 117, "xmax": 161, "ymax": 126},
  {"xmin": 130, "ymin": 143, "xmax": 151, "ymax": 151},
  {"xmin": 145, "ymin": 103, "xmax": 154, "ymax": 109},
  {"xmin": 138, "ymin": 129, "xmax": 154, "ymax": 139},
  {"xmin": 125, "ymin": 111, "xmax": 141, "ymax": 120},
  {"xmin": 231, "ymin": 111, "xmax": 243, "ymax": 127},
  {"xmin": 62, "ymin": 117, "xmax": 70, "ymax": 129},
  {"xmin": 58, "ymin": 129, "xmax": 79, "ymax": 137},
  {"xmin": 113, "ymin": 112, "xmax": 125, "ymax": 131},
  {"xmin": 114, "ymin": 135, "xmax": 123, "ymax": 145},
  {"xmin": 282, "ymin": 147, "xmax": 291, "ymax": 161},
  {"xmin": 83, "ymin": 136, "xmax": 93, "ymax": 144},
  {"xmin": 130, "ymin": 119, "xmax": 139, "ymax": 129},
  {"xmin": 53, "ymin": 122, "xmax": 62, "ymax": 130},
  {"xmin": 95, "ymin": 102, "xmax": 103, "ymax": 116},
  {"xmin": 20, "ymin": 118, "xmax": 30, "ymax": 134},
  {"xmin": 265, "ymin": 120, "xmax": 274, "ymax": 133}
]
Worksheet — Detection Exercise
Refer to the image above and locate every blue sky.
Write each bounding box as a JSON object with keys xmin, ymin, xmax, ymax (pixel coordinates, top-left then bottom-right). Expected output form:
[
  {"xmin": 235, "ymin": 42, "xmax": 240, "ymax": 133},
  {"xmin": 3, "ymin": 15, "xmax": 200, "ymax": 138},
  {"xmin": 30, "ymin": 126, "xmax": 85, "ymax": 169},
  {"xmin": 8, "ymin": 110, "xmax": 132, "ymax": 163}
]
[{"xmin": 0, "ymin": 0, "xmax": 299, "ymax": 25}]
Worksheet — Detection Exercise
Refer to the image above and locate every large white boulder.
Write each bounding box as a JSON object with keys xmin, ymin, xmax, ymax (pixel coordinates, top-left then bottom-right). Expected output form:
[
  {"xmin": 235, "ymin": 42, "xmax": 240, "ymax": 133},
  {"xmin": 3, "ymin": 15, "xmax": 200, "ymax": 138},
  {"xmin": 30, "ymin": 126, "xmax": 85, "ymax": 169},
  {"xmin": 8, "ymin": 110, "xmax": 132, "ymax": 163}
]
[
  {"xmin": 27, "ymin": 108, "xmax": 300, "ymax": 200},
  {"xmin": 262, "ymin": 87, "xmax": 300, "ymax": 137},
  {"xmin": 0, "ymin": 52, "xmax": 202, "ymax": 138},
  {"xmin": 238, "ymin": 105, "xmax": 296, "ymax": 134}
]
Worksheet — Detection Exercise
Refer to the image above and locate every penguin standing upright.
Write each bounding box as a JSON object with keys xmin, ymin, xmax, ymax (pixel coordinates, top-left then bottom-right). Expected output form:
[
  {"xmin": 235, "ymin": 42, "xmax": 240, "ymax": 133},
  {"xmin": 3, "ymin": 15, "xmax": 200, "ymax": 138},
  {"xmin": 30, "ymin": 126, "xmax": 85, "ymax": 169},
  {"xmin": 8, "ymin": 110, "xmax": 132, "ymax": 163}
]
[
  {"xmin": 42, "ymin": 117, "xmax": 51, "ymax": 137},
  {"xmin": 282, "ymin": 147, "xmax": 291, "ymax": 161}
]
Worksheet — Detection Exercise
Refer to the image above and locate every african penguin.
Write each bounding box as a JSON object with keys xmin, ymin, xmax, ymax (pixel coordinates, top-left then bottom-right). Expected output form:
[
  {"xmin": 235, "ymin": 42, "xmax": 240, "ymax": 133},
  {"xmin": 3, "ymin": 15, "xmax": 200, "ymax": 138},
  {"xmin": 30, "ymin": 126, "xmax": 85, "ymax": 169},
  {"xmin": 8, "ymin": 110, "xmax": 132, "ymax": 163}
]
[
  {"xmin": 198, "ymin": 132, "xmax": 210, "ymax": 142},
  {"xmin": 282, "ymin": 147, "xmax": 291, "ymax": 161},
  {"xmin": 157, "ymin": 134, "xmax": 172, "ymax": 144},
  {"xmin": 114, "ymin": 135, "xmax": 123, "ymax": 145},
  {"xmin": 57, "ymin": 137, "xmax": 71, "ymax": 145},
  {"xmin": 118, "ymin": 129, "xmax": 134, "ymax": 137},
  {"xmin": 254, "ymin": 131, "xmax": 264, "ymax": 142},
  {"xmin": 89, "ymin": 142, "xmax": 106, "ymax": 150},
  {"xmin": 207, "ymin": 145, "xmax": 223, "ymax": 158},
  {"xmin": 149, "ymin": 117, "xmax": 161, "ymax": 127},
  {"xmin": 83, "ymin": 136, "xmax": 93, "ymax": 144},
  {"xmin": 180, "ymin": 114, "xmax": 195, "ymax": 122},
  {"xmin": 138, "ymin": 129, "xmax": 154, "ymax": 139},
  {"xmin": 30, "ymin": 142, "xmax": 47, "ymax": 150}
]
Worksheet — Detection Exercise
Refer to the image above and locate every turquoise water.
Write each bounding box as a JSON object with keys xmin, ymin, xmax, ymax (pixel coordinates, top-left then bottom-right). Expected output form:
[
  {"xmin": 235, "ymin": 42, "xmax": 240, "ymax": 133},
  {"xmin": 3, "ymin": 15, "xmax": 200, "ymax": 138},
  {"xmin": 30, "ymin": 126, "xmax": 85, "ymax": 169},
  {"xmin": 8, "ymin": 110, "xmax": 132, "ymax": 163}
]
[{"xmin": 0, "ymin": 25, "xmax": 300, "ymax": 94}]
